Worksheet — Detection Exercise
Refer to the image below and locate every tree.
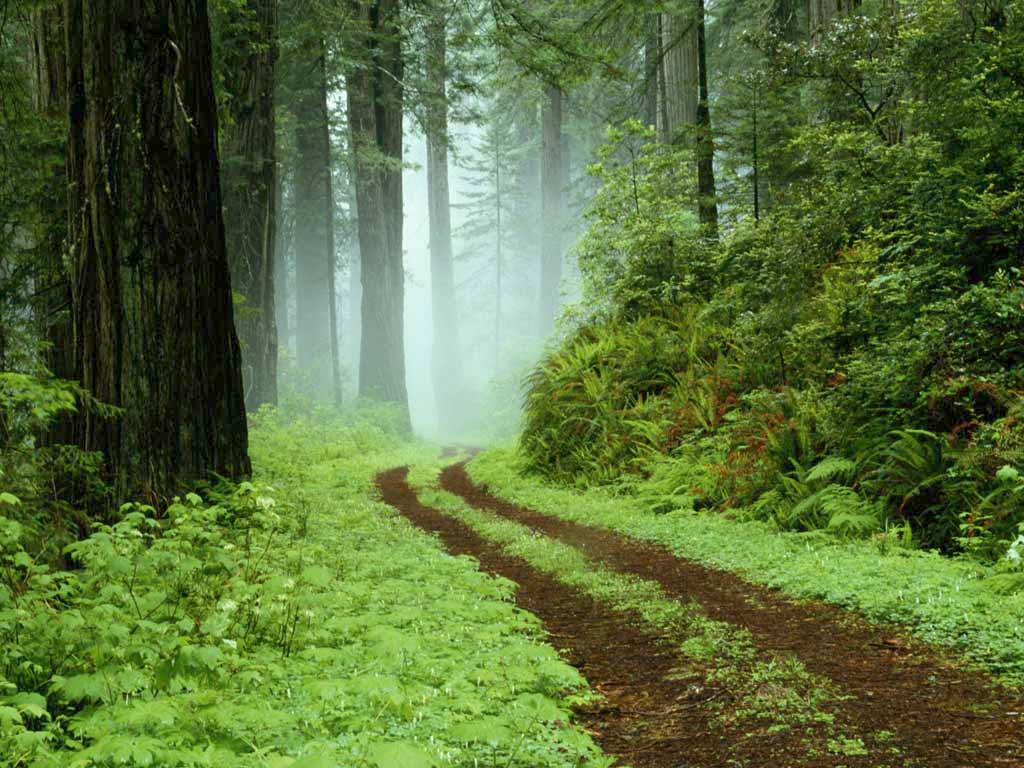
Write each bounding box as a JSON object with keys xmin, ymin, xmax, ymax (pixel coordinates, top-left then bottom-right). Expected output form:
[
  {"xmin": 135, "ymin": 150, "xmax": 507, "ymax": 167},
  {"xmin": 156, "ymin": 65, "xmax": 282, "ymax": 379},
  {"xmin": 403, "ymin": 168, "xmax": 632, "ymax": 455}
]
[
  {"xmin": 694, "ymin": 0, "xmax": 718, "ymax": 237},
  {"xmin": 64, "ymin": 0, "xmax": 250, "ymax": 503},
  {"xmin": 346, "ymin": 0, "xmax": 409, "ymax": 421},
  {"xmin": 424, "ymin": 8, "xmax": 463, "ymax": 427},
  {"xmin": 539, "ymin": 83, "xmax": 564, "ymax": 333},
  {"xmin": 290, "ymin": 39, "xmax": 335, "ymax": 392},
  {"xmin": 220, "ymin": 0, "xmax": 279, "ymax": 410}
]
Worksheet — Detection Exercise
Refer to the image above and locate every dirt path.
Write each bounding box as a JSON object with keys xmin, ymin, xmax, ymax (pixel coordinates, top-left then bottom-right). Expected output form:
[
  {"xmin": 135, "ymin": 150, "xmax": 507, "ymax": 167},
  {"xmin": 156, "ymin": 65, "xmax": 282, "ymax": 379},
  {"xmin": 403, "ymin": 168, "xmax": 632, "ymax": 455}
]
[
  {"xmin": 377, "ymin": 467, "xmax": 861, "ymax": 768},
  {"xmin": 441, "ymin": 462, "xmax": 1024, "ymax": 768}
]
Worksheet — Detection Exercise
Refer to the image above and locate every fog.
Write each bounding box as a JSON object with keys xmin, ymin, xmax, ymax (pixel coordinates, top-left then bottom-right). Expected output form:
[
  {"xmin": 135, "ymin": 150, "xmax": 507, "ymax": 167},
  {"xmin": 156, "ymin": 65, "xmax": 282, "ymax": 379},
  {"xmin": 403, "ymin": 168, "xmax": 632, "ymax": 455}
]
[{"xmin": 281, "ymin": 110, "xmax": 584, "ymax": 441}]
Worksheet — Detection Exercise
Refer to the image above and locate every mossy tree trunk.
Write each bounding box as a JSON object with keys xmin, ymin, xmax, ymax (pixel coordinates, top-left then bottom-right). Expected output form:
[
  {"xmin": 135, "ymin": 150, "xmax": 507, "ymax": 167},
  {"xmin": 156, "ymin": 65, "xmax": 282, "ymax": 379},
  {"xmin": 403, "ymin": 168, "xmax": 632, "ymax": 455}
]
[{"xmin": 65, "ymin": 0, "xmax": 251, "ymax": 504}]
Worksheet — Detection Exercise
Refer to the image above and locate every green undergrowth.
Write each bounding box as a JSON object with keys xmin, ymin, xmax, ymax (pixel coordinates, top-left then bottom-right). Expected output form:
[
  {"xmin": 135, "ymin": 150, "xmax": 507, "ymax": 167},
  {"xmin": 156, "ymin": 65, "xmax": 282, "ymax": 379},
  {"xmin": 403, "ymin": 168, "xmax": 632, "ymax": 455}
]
[
  {"xmin": 406, "ymin": 467, "xmax": 870, "ymax": 755},
  {"xmin": 0, "ymin": 409, "xmax": 609, "ymax": 768},
  {"xmin": 468, "ymin": 446, "xmax": 1024, "ymax": 687}
]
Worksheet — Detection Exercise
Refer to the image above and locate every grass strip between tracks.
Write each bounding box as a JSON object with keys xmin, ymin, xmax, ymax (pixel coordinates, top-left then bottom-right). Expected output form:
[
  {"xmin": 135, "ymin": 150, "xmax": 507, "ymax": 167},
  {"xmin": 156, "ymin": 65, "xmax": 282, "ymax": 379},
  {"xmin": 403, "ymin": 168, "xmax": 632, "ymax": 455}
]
[
  {"xmin": 406, "ymin": 466, "xmax": 893, "ymax": 765},
  {"xmin": 466, "ymin": 446, "xmax": 1024, "ymax": 686}
]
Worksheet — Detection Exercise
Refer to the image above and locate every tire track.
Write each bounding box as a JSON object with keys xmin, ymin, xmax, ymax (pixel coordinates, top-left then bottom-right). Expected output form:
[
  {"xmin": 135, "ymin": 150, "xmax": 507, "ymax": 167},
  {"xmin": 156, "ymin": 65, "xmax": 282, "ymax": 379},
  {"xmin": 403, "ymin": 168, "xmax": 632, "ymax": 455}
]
[
  {"xmin": 378, "ymin": 466, "xmax": 857, "ymax": 768},
  {"xmin": 441, "ymin": 461, "xmax": 1024, "ymax": 768}
]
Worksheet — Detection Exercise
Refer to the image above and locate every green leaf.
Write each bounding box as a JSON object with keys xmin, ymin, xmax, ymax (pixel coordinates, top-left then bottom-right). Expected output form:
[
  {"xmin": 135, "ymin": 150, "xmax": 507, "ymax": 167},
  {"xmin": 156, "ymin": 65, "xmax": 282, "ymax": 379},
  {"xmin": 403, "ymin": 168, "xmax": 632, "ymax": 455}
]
[
  {"xmin": 368, "ymin": 742, "xmax": 436, "ymax": 768},
  {"xmin": 448, "ymin": 718, "xmax": 512, "ymax": 745},
  {"xmin": 0, "ymin": 492, "xmax": 20, "ymax": 507},
  {"xmin": 996, "ymin": 465, "xmax": 1020, "ymax": 484}
]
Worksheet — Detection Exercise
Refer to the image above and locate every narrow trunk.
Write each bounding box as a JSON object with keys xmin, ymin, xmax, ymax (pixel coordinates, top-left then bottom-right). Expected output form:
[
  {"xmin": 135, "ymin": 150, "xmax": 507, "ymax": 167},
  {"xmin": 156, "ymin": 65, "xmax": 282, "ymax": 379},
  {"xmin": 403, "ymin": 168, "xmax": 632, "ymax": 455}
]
[
  {"xmin": 346, "ymin": 166, "xmax": 362, "ymax": 382},
  {"xmin": 643, "ymin": 14, "xmax": 659, "ymax": 128},
  {"xmin": 220, "ymin": 0, "xmax": 278, "ymax": 409},
  {"xmin": 494, "ymin": 126, "xmax": 503, "ymax": 376},
  {"xmin": 320, "ymin": 50, "xmax": 342, "ymax": 407},
  {"xmin": 539, "ymin": 84, "xmax": 564, "ymax": 334},
  {"xmin": 695, "ymin": 0, "xmax": 719, "ymax": 238},
  {"xmin": 346, "ymin": 0, "xmax": 408, "ymax": 421},
  {"xmin": 424, "ymin": 13, "xmax": 461, "ymax": 427},
  {"xmin": 65, "ymin": 0, "xmax": 250, "ymax": 504},
  {"xmin": 274, "ymin": 165, "xmax": 290, "ymax": 359},
  {"xmin": 291, "ymin": 43, "xmax": 333, "ymax": 388}
]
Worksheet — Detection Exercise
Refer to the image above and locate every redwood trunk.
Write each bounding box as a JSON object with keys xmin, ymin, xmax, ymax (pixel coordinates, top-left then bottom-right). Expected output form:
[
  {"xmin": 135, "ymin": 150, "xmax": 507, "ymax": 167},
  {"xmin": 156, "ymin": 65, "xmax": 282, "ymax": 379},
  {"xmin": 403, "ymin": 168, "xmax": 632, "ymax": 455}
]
[
  {"xmin": 220, "ymin": 0, "xmax": 278, "ymax": 409},
  {"xmin": 425, "ymin": 13, "xmax": 461, "ymax": 427},
  {"xmin": 291, "ymin": 43, "xmax": 332, "ymax": 386},
  {"xmin": 346, "ymin": 0, "xmax": 409, "ymax": 420},
  {"xmin": 539, "ymin": 84, "xmax": 564, "ymax": 334},
  {"xmin": 695, "ymin": 0, "xmax": 719, "ymax": 238},
  {"xmin": 65, "ymin": 0, "xmax": 250, "ymax": 504}
]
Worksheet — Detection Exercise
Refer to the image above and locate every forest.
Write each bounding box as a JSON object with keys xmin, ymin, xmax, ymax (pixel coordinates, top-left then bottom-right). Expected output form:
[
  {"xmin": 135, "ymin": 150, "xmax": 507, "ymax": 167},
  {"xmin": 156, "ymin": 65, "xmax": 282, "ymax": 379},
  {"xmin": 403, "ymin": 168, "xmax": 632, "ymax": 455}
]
[{"xmin": 1, "ymin": 0, "xmax": 1024, "ymax": 765}]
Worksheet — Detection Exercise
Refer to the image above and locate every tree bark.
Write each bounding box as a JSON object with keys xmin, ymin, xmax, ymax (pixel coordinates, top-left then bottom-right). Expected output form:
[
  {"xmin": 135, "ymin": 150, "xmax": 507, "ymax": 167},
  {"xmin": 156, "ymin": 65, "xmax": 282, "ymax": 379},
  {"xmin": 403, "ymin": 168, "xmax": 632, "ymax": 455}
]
[
  {"xmin": 808, "ymin": 0, "xmax": 859, "ymax": 45},
  {"xmin": 220, "ymin": 0, "xmax": 278, "ymax": 410},
  {"xmin": 30, "ymin": 6, "xmax": 75, "ymax": 399},
  {"xmin": 64, "ymin": 0, "xmax": 250, "ymax": 504},
  {"xmin": 695, "ymin": 0, "xmax": 719, "ymax": 238},
  {"xmin": 643, "ymin": 14, "xmax": 659, "ymax": 129},
  {"xmin": 346, "ymin": 0, "xmax": 409, "ymax": 421},
  {"xmin": 539, "ymin": 83, "xmax": 564, "ymax": 334},
  {"xmin": 424, "ymin": 13, "xmax": 461, "ymax": 428},
  {"xmin": 291, "ymin": 42, "xmax": 332, "ymax": 388},
  {"xmin": 661, "ymin": 10, "xmax": 698, "ymax": 139},
  {"xmin": 275, "ymin": 163, "xmax": 290, "ymax": 359},
  {"xmin": 319, "ymin": 49, "xmax": 342, "ymax": 407}
]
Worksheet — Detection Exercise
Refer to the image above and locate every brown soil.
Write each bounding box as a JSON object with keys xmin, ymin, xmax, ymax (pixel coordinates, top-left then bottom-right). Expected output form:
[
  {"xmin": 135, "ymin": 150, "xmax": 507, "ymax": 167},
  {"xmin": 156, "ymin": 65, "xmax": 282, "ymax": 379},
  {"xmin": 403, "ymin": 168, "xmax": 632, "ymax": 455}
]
[
  {"xmin": 377, "ymin": 467, "xmax": 853, "ymax": 768},
  {"xmin": 440, "ymin": 462, "xmax": 1024, "ymax": 768}
]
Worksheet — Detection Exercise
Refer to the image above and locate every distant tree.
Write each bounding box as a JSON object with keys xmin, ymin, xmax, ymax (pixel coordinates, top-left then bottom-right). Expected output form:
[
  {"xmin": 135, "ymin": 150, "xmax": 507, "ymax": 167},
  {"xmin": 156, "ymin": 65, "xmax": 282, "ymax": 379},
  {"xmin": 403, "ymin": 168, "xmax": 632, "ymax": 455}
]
[
  {"xmin": 219, "ymin": 0, "xmax": 279, "ymax": 409},
  {"xmin": 64, "ymin": 0, "xmax": 250, "ymax": 503},
  {"xmin": 346, "ymin": 0, "xmax": 409, "ymax": 422},
  {"xmin": 422, "ymin": 4, "xmax": 464, "ymax": 427},
  {"xmin": 539, "ymin": 84, "xmax": 565, "ymax": 333}
]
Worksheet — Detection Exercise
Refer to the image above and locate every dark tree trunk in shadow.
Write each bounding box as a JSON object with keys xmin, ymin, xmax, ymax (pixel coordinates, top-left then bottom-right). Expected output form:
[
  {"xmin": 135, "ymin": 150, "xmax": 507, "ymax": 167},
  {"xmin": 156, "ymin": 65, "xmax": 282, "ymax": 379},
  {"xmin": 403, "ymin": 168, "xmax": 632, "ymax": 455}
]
[
  {"xmin": 65, "ymin": 0, "xmax": 250, "ymax": 505},
  {"xmin": 220, "ymin": 0, "xmax": 278, "ymax": 409},
  {"xmin": 695, "ymin": 0, "xmax": 719, "ymax": 239}
]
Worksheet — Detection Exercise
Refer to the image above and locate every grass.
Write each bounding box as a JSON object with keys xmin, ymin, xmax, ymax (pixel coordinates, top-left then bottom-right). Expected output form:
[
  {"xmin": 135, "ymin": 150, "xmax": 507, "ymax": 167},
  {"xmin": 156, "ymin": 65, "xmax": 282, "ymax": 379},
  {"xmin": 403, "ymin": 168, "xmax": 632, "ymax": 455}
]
[
  {"xmin": 0, "ymin": 412, "xmax": 609, "ymax": 768},
  {"xmin": 467, "ymin": 444, "xmax": 1024, "ymax": 687}
]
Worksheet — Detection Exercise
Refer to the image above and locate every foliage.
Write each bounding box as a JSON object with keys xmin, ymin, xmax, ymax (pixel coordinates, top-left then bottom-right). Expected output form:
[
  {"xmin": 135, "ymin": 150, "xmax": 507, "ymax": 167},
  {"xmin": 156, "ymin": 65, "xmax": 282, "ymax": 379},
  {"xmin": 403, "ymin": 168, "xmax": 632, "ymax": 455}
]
[
  {"xmin": 519, "ymin": 0, "xmax": 1024, "ymax": 558},
  {"xmin": 469, "ymin": 446, "xmax": 1024, "ymax": 685},
  {"xmin": 0, "ymin": 412, "xmax": 608, "ymax": 767}
]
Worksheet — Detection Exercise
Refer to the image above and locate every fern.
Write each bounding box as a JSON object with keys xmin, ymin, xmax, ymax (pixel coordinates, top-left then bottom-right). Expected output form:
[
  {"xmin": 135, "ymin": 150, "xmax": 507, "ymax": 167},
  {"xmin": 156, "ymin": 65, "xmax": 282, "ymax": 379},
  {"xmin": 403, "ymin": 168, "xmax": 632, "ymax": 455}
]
[{"xmin": 805, "ymin": 457, "xmax": 858, "ymax": 486}]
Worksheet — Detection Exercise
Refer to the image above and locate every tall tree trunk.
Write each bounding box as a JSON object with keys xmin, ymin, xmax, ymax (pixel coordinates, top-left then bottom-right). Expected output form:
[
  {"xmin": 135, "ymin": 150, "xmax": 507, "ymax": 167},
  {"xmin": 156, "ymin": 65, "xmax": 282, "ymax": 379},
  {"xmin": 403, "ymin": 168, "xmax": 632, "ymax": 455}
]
[
  {"xmin": 346, "ymin": 0, "xmax": 408, "ymax": 421},
  {"xmin": 221, "ymin": 0, "xmax": 278, "ymax": 410},
  {"xmin": 695, "ymin": 0, "xmax": 719, "ymax": 238},
  {"xmin": 346, "ymin": 166, "xmax": 362, "ymax": 383},
  {"xmin": 494, "ymin": 123, "xmax": 503, "ymax": 376},
  {"xmin": 539, "ymin": 83, "xmax": 563, "ymax": 334},
  {"xmin": 643, "ymin": 14, "xmax": 659, "ymax": 128},
  {"xmin": 275, "ymin": 164, "xmax": 290, "ymax": 360},
  {"xmin": 661, "ymin": 9, "xmax": 698, "ymax": 139},
  {"xmin": 320, "ymin": 50, "xmax": 342, "ymax": 407},
  {"xmin": 30, "ymin": 6, "xmax": 74, "ymax": 393},
  {"xmin": 291, "ymin": 42, "xmax": 332, "ymax": 390},
  {"xmin": 424, "ymin": 12, "xmax": 461, "ymax": 428},
  {"xmin": 64, "ymin": 0, "xmax": 250, "ymax": 504}
]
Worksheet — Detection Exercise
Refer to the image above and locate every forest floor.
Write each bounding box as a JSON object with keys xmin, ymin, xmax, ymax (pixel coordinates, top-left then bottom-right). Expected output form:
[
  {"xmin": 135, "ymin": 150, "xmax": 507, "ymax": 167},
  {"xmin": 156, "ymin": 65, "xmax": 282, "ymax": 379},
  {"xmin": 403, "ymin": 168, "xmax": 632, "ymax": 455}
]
[{"xmin": 379, "ymin": 458, "xmax": 1024, "ymax": 768}]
